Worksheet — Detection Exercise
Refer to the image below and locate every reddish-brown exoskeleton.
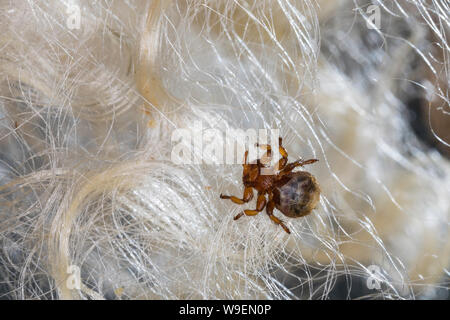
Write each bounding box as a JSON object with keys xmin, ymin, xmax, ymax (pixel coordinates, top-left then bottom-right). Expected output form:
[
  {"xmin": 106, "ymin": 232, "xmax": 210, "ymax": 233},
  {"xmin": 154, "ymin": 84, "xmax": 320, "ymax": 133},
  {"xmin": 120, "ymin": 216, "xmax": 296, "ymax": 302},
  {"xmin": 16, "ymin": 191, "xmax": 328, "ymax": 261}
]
[{"xmin": 220, "ymin": 137, "xmax": 320, "ymax": 234}]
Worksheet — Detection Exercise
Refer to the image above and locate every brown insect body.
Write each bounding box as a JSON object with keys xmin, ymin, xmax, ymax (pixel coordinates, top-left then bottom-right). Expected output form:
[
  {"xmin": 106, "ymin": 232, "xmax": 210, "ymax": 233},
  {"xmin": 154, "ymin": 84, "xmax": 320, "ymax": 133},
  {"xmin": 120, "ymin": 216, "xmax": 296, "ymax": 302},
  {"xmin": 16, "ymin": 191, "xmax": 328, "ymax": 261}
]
[
  {"xmin": 275, "ymin": 171, "xmax": 320, "ymax": 218},
  {"xmin": 248, "ymin": 174, "xmax": 277, "ymax": 193},
  {"xmin": 220, "ymin": 137, "xmax": 320, "ymax": 234}
]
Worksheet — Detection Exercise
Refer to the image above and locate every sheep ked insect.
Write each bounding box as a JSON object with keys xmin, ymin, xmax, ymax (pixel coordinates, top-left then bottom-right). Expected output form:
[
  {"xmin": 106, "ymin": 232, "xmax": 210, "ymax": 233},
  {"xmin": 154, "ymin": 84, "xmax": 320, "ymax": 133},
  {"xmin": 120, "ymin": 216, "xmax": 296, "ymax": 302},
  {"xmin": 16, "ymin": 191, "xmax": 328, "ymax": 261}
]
[{"xmin": 220, "ymin": 137, "xmax": 320, "ymax": 234}]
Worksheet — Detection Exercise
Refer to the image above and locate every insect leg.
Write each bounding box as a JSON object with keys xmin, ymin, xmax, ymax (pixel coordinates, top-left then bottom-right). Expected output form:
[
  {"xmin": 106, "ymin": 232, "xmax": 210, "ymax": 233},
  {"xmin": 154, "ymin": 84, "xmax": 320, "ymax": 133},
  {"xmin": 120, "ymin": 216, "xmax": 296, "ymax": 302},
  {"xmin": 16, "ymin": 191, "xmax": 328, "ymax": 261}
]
[
  {"xmin": 280, "ymin": 158, "xmax": 318, "ymax": 175},
  {"xmin": 256, "ymin": 142, "xmax": 272, "ymax": 167},
  {"xmin": 234, "ymin": 193, "xmax": 266, "ymax": 220},
  {"xmin": 276, "ymin": 137, "xmax": 289, "ymax": 170},
  {"xmin": 220, "ymin": 186, "xmax": 253, "ymax": 204},
  {"xmin": 243, "ymin": 150, "xmax": 248, "ymax": 165},
  {"xmin": 266, "ymin": 197, "xmax": 291, "ymax": 234}
]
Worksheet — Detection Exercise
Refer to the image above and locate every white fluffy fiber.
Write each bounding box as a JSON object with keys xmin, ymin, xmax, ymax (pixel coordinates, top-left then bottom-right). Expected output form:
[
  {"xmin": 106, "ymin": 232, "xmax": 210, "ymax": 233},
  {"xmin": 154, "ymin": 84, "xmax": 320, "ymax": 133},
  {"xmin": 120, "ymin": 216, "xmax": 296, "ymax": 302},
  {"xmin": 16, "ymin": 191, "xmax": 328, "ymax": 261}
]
[{"xmin": 0, "ymin": 0, "xmax": 449, "ymax": 299}]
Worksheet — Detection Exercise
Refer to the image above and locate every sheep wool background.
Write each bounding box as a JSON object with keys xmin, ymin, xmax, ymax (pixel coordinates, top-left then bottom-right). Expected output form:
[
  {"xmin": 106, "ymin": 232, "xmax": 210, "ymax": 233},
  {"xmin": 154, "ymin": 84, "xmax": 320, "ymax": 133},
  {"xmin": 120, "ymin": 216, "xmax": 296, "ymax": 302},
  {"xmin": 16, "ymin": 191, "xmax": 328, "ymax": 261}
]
[{"xmin": 0, "ymin": 0, "xmax": 449, "ymax": 299}]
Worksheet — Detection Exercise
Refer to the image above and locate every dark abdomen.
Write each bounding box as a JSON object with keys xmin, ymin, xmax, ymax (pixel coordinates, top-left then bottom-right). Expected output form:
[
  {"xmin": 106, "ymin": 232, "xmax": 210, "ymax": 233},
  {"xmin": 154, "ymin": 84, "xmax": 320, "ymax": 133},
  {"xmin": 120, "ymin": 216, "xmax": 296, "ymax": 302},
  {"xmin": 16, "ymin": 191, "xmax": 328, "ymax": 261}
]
[{"xmin": 275, "ymin": 171, "xmax": 321, "ymax": 218}]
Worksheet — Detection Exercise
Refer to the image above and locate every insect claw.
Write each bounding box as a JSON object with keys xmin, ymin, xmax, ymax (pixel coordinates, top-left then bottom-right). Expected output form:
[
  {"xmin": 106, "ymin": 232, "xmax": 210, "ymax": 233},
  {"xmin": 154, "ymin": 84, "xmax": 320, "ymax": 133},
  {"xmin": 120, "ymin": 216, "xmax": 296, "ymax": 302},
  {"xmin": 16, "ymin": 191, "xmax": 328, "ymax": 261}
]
[
  {"xmin": 281, "ymin": 223, "xmax": 291, "ymax": 234},
  {"xmin": 234, "ymin": 212, "xmax": 244, "ymax": 220}
]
